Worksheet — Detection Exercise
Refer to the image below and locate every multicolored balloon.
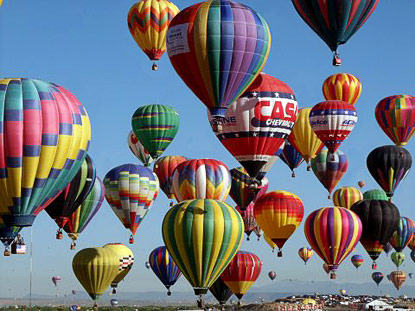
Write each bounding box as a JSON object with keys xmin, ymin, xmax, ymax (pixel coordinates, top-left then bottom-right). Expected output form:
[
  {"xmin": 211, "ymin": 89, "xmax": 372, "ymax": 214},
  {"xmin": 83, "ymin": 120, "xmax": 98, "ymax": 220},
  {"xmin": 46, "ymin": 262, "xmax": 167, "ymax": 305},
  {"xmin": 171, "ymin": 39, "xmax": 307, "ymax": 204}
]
[
  {"xmin": 366, "ymin": 145, "xmax": 412, "ymax": 197},
  {"xmin": 358, "ymin": 180, "xmax": 366, "ymax": 188},
  {"xmin": 127, "ymin": 0, "xmax": 180, "ymax": 70},
  {"xmin": 167, "ymin": 0, "xmax": 271, "ymax": 118},
  {"xmin": 309, "ymin": 101, "xmax": 357, "ymax": 153},
  {"xmin": 254, "ymin": 191, "xmax": 304, "ymax": 256},
  {"xmin": 162, "ymin": 199, "xmax": 244, "ymax": 297},
  {"xmin": 311, "ymin": 149, "xmax": 348, "ymax": 199},
  {"xmin": 104, "ymin": 164, "xmax": 159, "ymax": 243},
  {"xmin": 209, "ymin": 277, "xmax": 233, "ymax": 307},
  {"xmin": 322, "ymin": 73, "xmax": 362, "ymax": 105},
  {"xmin": 389, "ymin": 217, "xmax": 415, "ymax": 252},
  {"xmin": 131, "ymin": 104, "xmax": 180, "ymax": 160},
  {"xmin": 171, "ymin": 159, "xmax": 231, "ymax": 202},
  {"xmin": 390, "ymin": 271, "xmax": 406, "ymax": 290},
  {"xmin": 280, "ymin": 140, "xmax": 304, "ymax": 177},
  {"xmin": 375, "ymin": 95, "xmax": 415, "ymax": 146},
  {"xmin": 391, "ymin": 251, "xmax": 405, "ymax": 268},
  {"xmin": 351, "ymin": 254, "xmax": 364, "ymax": 269},
  {"xmin": 0, "ymin": 78, "xmax": 91, "ymax": 228},
  {"xmin": 372, "ymin": 272, "xmax": 384, "ymax": 286},
  {"xmin": 221, "ymin": 251, "xmax": 262, "ymax": 300},
  {"xmin": 149, "ymin": 246, "xmax": 182, "ymax": 296},
  {"xmin": 128, "ymin": 131, "xmax": 153, "ymax": 166},
  {"xmin": 304, "ymin": 207, "xmax": 362, "ymax": 279},
  {"xmin": 291, "ymin": 0, "xmax": 379, "ymax": 65},
  {"xmin": 298, "ymin": 247, "xmax": 313, "ymax": 265},
  {"xmin": 236, "ymin": 203, "xmax": 257, "ymax": 241},
  {"xmin": 332, "ymin": 187, "xmax": 363, "ymax": 210}
]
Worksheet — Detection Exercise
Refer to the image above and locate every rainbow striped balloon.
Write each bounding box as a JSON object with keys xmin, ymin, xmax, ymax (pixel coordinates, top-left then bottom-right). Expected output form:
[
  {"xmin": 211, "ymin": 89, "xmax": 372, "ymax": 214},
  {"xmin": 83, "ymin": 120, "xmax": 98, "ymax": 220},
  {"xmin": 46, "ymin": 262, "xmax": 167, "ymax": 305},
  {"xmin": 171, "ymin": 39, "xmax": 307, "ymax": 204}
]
[
  {"xmin": 332, "ymin": 187, "xmax": 363, "ymax": 210},
  {"xmin": 153, "ymin": 155, "xmax": 188, "ymax": 200},
  {"xmin": 389, "ymin": 217, "xmax": 415, "ymax": 253},
  {"xmin": 322, "ymin": 73, "xmax": 362, "ymax": 105},
  {"xmin": 298, "ymin": 247, "xmax": 313, "ymax": 264},
  {"xmin": 351, "ymin": 254, "xmax": 364, "ymax": 269},
  {"xmin": 304, "ymin": 207, "xmax": 362, "ymax": 278}
]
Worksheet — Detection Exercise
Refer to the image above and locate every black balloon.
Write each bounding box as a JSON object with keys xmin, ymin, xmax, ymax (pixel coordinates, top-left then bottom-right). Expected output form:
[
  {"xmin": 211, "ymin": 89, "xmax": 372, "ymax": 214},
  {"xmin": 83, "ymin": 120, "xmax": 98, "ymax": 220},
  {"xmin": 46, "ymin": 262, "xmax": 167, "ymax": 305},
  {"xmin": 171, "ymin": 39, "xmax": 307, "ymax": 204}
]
[{"xmin": 209, "ymin": 277, "xmax": 233, "ymax": 306}]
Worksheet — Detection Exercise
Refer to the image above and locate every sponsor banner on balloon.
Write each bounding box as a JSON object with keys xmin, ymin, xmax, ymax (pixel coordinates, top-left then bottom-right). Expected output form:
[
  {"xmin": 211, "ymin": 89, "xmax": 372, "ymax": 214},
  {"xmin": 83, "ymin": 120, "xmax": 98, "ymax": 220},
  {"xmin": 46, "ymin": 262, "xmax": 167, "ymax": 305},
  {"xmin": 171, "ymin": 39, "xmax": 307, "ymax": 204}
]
[{"xmin": 166, "ymin": 24, "xmax": 190, "ymax": 56}]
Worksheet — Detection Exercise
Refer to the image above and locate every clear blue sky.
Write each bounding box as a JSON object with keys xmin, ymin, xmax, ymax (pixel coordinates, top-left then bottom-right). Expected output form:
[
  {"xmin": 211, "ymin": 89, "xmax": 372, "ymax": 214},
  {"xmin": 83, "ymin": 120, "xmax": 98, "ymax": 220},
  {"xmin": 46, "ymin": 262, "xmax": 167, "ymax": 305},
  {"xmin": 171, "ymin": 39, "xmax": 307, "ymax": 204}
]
[{"xmin": 0, "ymin": 0, "xmax": 415, "ymax": 300}]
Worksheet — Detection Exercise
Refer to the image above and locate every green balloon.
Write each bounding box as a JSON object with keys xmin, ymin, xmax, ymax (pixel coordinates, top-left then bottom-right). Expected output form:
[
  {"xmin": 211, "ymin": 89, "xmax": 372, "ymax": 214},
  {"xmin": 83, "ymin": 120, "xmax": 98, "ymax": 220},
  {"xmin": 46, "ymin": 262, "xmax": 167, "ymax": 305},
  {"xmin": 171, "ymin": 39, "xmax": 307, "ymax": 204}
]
[
  {"xmin": 363, "ymin": 189, "xmax": 388, "ymax": 201},
  {"xmin": 391, "ymin": 251, "xmax": 405, "ymax": 268},
  {"xmin": 131, "ymin": 104, "xmax": 180, "ymax": 159}
]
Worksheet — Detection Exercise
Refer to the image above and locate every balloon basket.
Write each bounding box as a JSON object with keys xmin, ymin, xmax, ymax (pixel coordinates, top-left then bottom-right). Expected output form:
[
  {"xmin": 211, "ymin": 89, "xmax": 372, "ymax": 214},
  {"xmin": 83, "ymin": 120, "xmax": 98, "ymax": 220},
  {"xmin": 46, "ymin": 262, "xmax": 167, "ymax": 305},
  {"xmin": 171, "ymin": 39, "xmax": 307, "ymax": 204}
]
[
  {"xmin": 167, "ymin": 289, "xmax": 171, "ymax": 296},
  {"xmin": 277, "ymin": 250, "xmax": 283, "ymax": 257},
  {"xmin": 169, "ymin": 201, "xmax": 174, "ymax": 207},
  {"xmin": 70, "ymin": 242, "xmax": 76, "ymax": 250},
  {"xmin": 372, "ymin": 262, "xmax": 377, "ymax": 270},
  {"xmin": 257, "ymin": 236, "xmax": 261, "ymax": 241},
  {"xmin": 327, "ymin": 194, "xmax": 331, "ymax": 200},
  {"xmin": 56, "ymin": 230, "xmax": 63, "ymax": 240},
  {"xmin": 291, "ymin": 171, "xmax": 296, "ymax": 178},
  {"xmin": 112, "ymin": 288, "xmax": 116, "ymax": 294},
  {"xmin": 332, "ymin": 53, "xmax": 342, "ymax": 66},
  {"xmin": 3, "ymin": 248, "xmax": 10, "ymax": 256},
  {"xmin": 307, "ymin": 165, "xmax": 311, "ymax": 171},
  {"xmin": 330, "ymin": 272, "xmax": 337, "ymax": 279},
  {"xmin": 129, "ymin": 236, "xmax": 134, "ymax": 244},
  {"xmin": 152, "ymin": 63, "xmax": 158, "ymax": 71}
]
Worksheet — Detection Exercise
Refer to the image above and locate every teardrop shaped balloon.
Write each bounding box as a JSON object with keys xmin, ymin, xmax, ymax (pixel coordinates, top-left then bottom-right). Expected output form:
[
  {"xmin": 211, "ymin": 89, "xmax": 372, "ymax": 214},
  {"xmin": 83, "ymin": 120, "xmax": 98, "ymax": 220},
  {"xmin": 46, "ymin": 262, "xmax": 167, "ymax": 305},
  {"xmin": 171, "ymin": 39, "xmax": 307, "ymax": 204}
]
[
  {"xmin": 0, "ymin": 78, "xmax": 91, "ymax": 228},
  {"xmin": 72, "ymin": 247, "xmax": 120, "ymax": 301},
  {"xmin": 358, "ymin": 180, "xmax": 366, "ymax": 188},
  {"xmin": 221, "ymin": 251, "xmax": 262, "ymax": 300},
  {"xmin": 153, "ymin": 155, "xmax": 189, "ymax": 201},
  {"xmin": 391, "ymin": 251, "xmax": 405, "ymax": 268},
  {"xmin": 310, "ymin": 100, "xmax": 357, "ymax": 153},
  {"xmin": 229, "ymin": 167, "xmax": 262, "ymax": 210},
  {"xmin": 236, "ymin": 203, "xmax": 257, "ymax": 241},
  {"xmin": 288, "ymin": 108, "xmax": 324, "ymax": 167},
  {"xmin": 322, "ymin": 73, "xmax": 362, "ymax": 105},
  {"xmin": 162, "ymin": 199, "xmax": 244, "ymax": 296},
  {"xmin": 280, "ymin": 140, "xmax": 304, "ymax": 177},
  {"xmin": 207, "ymin": 73, "xmax": 298, "ymax": 178},
  {"xmin": 298, "ymin": 247, "xmax": 313, "ymax": 265},
  {"xmin": 268, "ymin": 271, "xmax": 276, "ymax": 281},
  {"xmin": 209, "ymin": 276, "xmax": 233, "ymax": 306},
  {"xmin": 390, "ymin": 270, "xmax": 406, "ymax": 290},
  {"xmin": 167, "ymin": 1, "xmax": 271, "ymax": 118},
  {"xmin": 384, "ymin": 242, "xmax": 393, "ymax": 255},
  {"xmin": 291, "ymin": 0, "xmax": 379, "ymax": 65},
  {"xmin": 171, "ymin": 159, "xmax": 231, "ymax": 202},
  {"xmin": 375, "ymin": 95, "xmax": 415, "ymax": 146},
  {"xmin": 254, "ymin": 191, "xmax": 304, "ymax": 256},
  {"xmin": 332, "ymin": 187, "xmax": 363, "ymax": 210},
  {"xmin": 127, "ymin": 0, "xmax": 180, "ymax": 70},
  {"xmin": 131, "ymin": 104, "xmax": 180, "ymax": 160},
  {"xmin": 351, "ymin": 254, "xmax": 364, "ymax": 269},
  {"xmin": 311, "ymin": 149, "xmax": 348, "ymax": 198},
  {"xmin": 128, "ymin": 131, "xmax": 153, "ymax": 167},
  {"xmin": 372, "ymin": 272, "xmax": 384, "ymax": 286},
  {"xmin": 104, "ymin": 164, "xmax": 159, "ymax": 243},
  {"xmin": 363, "ymin": 189, "xmax": 388, "ymax": 201},
  {"xmin": 304, "ymin": 207, "xmax": 362, "ymax": 279},
  {"xmin": 390, "ymin": 217, "xmax": 415, "ymax": 252},
  {"xmin": 366, "ymin": 145, "xmax": 412, "ymax": 197},
  {"xmin": 322, "ymin": 263, "xmax": 331, "ymax": 275}
]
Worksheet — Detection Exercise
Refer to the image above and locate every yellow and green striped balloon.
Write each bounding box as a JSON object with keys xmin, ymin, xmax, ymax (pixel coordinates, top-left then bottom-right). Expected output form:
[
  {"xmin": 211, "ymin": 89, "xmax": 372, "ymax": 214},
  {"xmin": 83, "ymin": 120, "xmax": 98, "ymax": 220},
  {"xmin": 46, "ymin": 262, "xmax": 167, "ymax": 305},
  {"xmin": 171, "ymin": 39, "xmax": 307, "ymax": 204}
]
[
  {"xmin": 332, "ymin": 186, "xmax": 363, "ymax": 209},
  {"xmin": 162, "ymin": 199, "xmax": 244, "ymax": 296}
]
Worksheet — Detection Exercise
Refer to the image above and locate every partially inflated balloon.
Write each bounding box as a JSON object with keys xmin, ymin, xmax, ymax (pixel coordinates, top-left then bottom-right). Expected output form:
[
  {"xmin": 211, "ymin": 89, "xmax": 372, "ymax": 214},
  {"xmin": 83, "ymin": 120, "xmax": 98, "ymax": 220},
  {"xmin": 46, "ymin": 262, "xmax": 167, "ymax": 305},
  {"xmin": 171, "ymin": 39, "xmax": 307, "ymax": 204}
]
[
  {"xmin": 171, "ymin": 159, "xmax": 231, "ymax": 202},
  {"xmin": 280, "ymin": 140, "xmax": 304, "ymax": 177},
  {"xmin": 391, "ymin": 252, "xmax": 405, "ymax": 268},
  {"xmin": 209, "ymin": 277, "xmax": 233, "ymax": 306},
  {"xmin": 390, "ymin": 217, "xmax": 415, "ymax": 252},
  {"xmin": 104, "ymin": 164, "xmax": 159, "ymax": 243},
  {"xmin": 103, "ymin": 243, "xmax": 134, "ymax": 294},
  {"xmin": 0, "ymin": 78, "xmax": 91, "ymax": 228},
  {"xmin": 254, "ymin": 191, "xmax": 304, "ymax": 256},
  {"xmin": 363, "ymin": 189, "xmax": 388, "ymax": 201},
  {"xmin": 390, "ymin": 271, "xmax": 406, "ymax": 290},
  {"xmin": 310, "ymin": 101, "xmax": 357, "ymax": 153},
  {"xmin": 351, "ymin": 254, "xmax": 364, "ymax": 269},
  {"xmin": 221, "ymin": 251, "xmax": 262, "ymax": 300},
  {"xmin": 332, "ymin": 187, "xmax": 362, "ymax": 210},
  {"xmin": 366, "ymin": 145, "xmax": 412, "ymax": 197},
  {"xmin": 322, "ymin": 73, "xmax": 362, "ymax": 105},
  {"xmin": 128, "ymin": 0, "xmax": 180, "ymax": 70},
  {"xmin": 128, "ymin": 131, "xmax": 153, "ymax": 167},
  {"xmin": 162, "ymin": 199, "xmax": 244, "ymax": 296},
  {"xmin": 304, "ymin": 207, "xmax": 362, "ymax": 279},
  {"xmin": 375, "ymin": 95, "xmax": 415, "ymax": 146},
  {"xmin": 298, "ymin": 247, "xmax": 313, "ymax": 265},
  {"xmin": 167, "ymin": 0, "xmax": 271, "ymax": 118},
  {"xmin": 372, "ymin": 272, "xmax": 384, "ymax": 286},
  {"xmin": 131, "ymin": 104, "xmax": 180, "ymax": 159},
  {"xmin": 311, "ymin": 149, "xmax": 348, "ymax": 198}
]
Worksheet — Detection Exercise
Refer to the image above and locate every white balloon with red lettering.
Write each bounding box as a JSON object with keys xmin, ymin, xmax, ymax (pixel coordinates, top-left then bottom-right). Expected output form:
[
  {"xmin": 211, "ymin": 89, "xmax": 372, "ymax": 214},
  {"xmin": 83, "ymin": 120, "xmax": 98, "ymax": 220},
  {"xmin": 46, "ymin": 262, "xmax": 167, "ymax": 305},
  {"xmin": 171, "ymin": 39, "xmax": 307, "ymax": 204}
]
[{"xmin": 208, "ymin": 73, "xmax": 298, "ymax": 179}]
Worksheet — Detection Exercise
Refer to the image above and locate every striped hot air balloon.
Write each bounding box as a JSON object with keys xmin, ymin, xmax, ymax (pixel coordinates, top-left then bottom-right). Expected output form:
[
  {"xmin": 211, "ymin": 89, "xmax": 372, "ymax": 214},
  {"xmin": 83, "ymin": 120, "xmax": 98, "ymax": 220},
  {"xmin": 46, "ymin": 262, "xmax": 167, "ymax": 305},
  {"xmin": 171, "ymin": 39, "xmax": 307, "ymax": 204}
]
[
  {"xmin": 332, "ymin": 187, "xmax": 363, "ymax": 210},
  {"xmin": 298, "ymin": 247, "xmax": 313, "ymax": 265},
  {"xmin": 128, "ymin": 131, "xmax": 153, "ymax": 167},
  {"xmin": 280, "ymin": 140, "xmax": 304, "ymax": 177},
  {"xmin": 221, "ymin": 251, "xmax": 262, "ymax": 300},
  {"xmin": 322, "ymin": 73, "xmax": 362, "ymax": 105},
  {"xmin": 390, "ymin": 271, "xmax": 406, "ymax": 290},
  {"xmin": 304, "ymin": 207, "xmax": 362, "ymax": 279},
  {"xmin": 236, "ymin": 203, "xmax": 257, "ymax": 241},
  {"xmin": 104, "ymin": 243, "xmax": 135, "ymax": 294},
  {"xmin": 128, "ymin": 0, "xmax": 180, "ymax": 70},
  {"xmin": 389, "ymin": 217, "xmax": 415, "ymax": 253},
  {"xmin": 351, "ymin": 254, "xmax": 364, "ymax": 269}
]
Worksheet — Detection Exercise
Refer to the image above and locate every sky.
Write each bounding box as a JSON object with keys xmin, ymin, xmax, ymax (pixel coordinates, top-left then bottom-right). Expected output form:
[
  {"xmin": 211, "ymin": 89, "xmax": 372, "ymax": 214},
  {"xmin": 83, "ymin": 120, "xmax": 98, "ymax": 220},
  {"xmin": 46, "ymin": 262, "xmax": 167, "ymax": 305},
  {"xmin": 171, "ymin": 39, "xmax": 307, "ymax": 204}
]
[{"xmin": 0, "ymin": 0, "xmax": 415, "ymax": 302}]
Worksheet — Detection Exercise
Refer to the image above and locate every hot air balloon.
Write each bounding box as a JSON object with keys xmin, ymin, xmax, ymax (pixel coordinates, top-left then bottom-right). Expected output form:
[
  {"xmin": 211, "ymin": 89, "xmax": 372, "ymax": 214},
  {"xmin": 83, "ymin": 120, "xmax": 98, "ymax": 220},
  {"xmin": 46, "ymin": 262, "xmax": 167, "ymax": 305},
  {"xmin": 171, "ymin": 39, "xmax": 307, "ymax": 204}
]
[
  {"xmin": 280, "ymin": 140, "xmax": 304, "ymax": 177},
  {"xmin": 209, "ymin": 277, "xmax": 233, "ymax": 309},
  {"xmin": 390, "ymin": 271, "xmax": 406, "ymax": 290},
  {"xmin": 257, "ymin": 141, "xmax": 286, "ymax": 181},
  {"xmin": 408, "ymin": 236, "xmax": 415, "ymax": 251},
  {"xmin": 411, "ymin": 249, "xmax": 415, "ymax": 263},
  {"xmin": 71, "ymin": 290, "xmax": 76, "ymax": 296},
  {"xmin": 167, "ymin": 0, "xmax": 271, "ymax": 119},
  {"xmin": 372, "ymin": 272, "xmax": 384, "ymax": 286},
  {"xmin": 52, "ymin": 276, "xmax": 61, "ymax": 287},
  {"xmin": 263, "ymin": 233, "xmax": 277, "ymax": 252},
  {"xmin": 351, "ymin": 200, "xmax": 400, "ymax": 268},
  {"xmin": 128, "ymin": 131, "xmax": 153, "ymax": 167},
  {"xmin": 291, "ymin": 0, "xmax": 379, "ymax": 65},
  {"xmin": 162, "ymin": 199, "xmax": 244, "ymax": 302},
  {"xmin": 389, "ymin": 217, "xmax": 415, "ymax": 252},
  {"xmin": 339, "ymin": 289, "xmax": 347, "ymax": 296},
  {"xmin": 322, "ymin": 73, "xmax": 362, "ymax": 105},
  {"xmin": 153, "ymin": 155, "xmax": 188, "ymax": 204},
  {"xmin": 230, "ymin": 168, "xmax": 262, "ymax": 210},
  {"xmin": 254, "ymin": 191, "xmax": 304, "ymax": 257},
  {"xmin": 304, "ymin": 207, "xmax": 362, "ymax": 279},
  {"xmin": 207, "ymin": 73, "xmax": 298, "ymax": 179},
  {"xmin": 375, "ymin": 95, "xmax": 415, "ymax": 146},
  {"xmin": 72, "ymin": 247, "xmax": 120, "ymax": 307},
  {"xmin": 322, "ymin": 263, "xmax": 331, "ymax": 275},
  {"xmin": 103, "ymin": 243, "xmax": 134, "ymax": 294},
  {"xmin": 298, "ymin": 247, "xmax": 313, "ymax": 265},
  {"xmin": 110, "ymin": 299, "xmax": 119, "ymax": 306},
  {"xmin": 332, "ymin": 187, "xmax": 363, "ymax": 210},
  {"xmin": 363, "ymin": 189, "xmax": 388, "ymax": 201},
  {"xmin": 391, "ymin": 252, "xmax": 405, "ymax": 269},
  {"xmin": 384, "ymin": 243, "xmax": 393, "ymax": 256},
  {"xmin": 311, "ymin": 149, "xmax": 348, "ymax": 199},
  {"xmin": 358, "ymin": 180, "xmax": 366, "ymax": 188},
  {"xmin": 63, "ymin": 177, "xmax": 105, "ymax": 250},
  {"xmin": 104, "ymin": 164, "xmax": 159, "ymax": 244},
  {"xmin": 366, "ymin": 145, "xmax": 412, "ymax": 198},
  {"xmin": 149, "ymin": 246, "xmax": 182, "ymax": 296},
  {"xmin": 171, "ymin": 159, "xmax": 231, "ymax": 202},
  {"xmin": 0, "ymin": 78, "xmax": 91, "ymax": 229},
  {"xmin": 221, "ymin": 251, "xmax": 262, "ymax": 301},
  {"xmin": 145, "ymin": 261, "xmax": 151, "ymax": 269},
  {"xmin": 309, "ymin": 101, "xmax": 357, "ymax": 154},
  {"xmin": 45, "ymin": 155, "xmax": 96, "ymax": 239},
  {"xmin": 288, "ymin": 108, "xmax": 324, "ymax": 169},
  {"xmin": 236, "ymin": 203, "xmax": 257, "ymax": 241},
  {"xmin": 254, "ymin": 226, "xmax": 263, "ymax": 241},
  {"xmin": 0, "ymin": 218, "xmax": 21, "ymax": 256},
  {"xmin": 351, "ymin": 255, "xmax": 364, "ymax": 269},
  {"xmin": 268, "ymin": 271, "xmax": 276, "ymax": 281},
  {"xmin": 127, "ymin": 0, "xmax": 180, "ymax": 70},
  {"xmin": 131, "ymin": 104, "xmax": 180, "ymax": 160}
]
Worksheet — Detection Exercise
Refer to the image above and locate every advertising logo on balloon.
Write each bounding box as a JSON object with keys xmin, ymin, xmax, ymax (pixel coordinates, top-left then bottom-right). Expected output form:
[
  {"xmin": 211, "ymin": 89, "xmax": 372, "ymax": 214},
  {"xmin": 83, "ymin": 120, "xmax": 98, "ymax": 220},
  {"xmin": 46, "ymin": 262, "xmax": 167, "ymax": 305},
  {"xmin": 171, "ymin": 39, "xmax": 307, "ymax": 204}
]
[
  {"xmin": 252, "ymin": 99, "xmax": 297, "ymax": 128},
  {"xmin": 166, "ymin": 24, "xmax": 190, "ymax": 57}
]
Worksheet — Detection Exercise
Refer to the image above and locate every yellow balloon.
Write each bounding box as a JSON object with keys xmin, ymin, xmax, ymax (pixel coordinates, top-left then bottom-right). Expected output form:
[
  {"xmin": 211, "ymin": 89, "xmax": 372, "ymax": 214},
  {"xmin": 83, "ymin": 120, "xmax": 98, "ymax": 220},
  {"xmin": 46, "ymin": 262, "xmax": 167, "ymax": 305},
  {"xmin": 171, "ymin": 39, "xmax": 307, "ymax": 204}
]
[
  {"xmin": 332, "ymin": 186, "xmax": 363, "ymax": 209},
  {"xmin": 72, "ymin": 247, "xmax": 120, "ymax": 301},
  {"xmin": 288, "ymin": 108, "xmax": 324, "ymax": 166},
  {"xmin": 263, "ymin": 233, "xmax": 277, "ymax": 251}
]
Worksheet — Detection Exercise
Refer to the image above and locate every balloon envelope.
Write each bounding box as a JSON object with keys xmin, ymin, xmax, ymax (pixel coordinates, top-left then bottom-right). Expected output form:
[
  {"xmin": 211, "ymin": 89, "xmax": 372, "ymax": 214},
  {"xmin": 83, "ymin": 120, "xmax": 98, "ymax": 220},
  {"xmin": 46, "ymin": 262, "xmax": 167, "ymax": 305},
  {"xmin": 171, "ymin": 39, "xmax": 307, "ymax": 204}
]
[
  {"xmin": 389, "ymin": 217, "xmax": 415, "ymax": 252},
  {"xmin": 332, "ymin": 187, "xmax": 363, "ymax": 210},
  {"xmin": 103, "ymin": 243, "xmax": 134, "ymax": 291},
  {"xmin": 322, "ymin": 73, "xmax": 362, "ymax": 105},
  {"xmin": 372, "ymin": 272, "xmax": 384, "ymax": 286},
  {"xmin": 128, "ymin": 131, "xmax": 153, "ymax": 167},
  {"xmin": 153, "ymin": 155, "xmax": 188, "ymax": 200},
  {"xmin": 209, "ymin": 277, "xmax": 233, "ymax": 306}
]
